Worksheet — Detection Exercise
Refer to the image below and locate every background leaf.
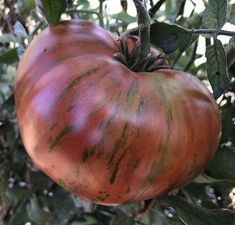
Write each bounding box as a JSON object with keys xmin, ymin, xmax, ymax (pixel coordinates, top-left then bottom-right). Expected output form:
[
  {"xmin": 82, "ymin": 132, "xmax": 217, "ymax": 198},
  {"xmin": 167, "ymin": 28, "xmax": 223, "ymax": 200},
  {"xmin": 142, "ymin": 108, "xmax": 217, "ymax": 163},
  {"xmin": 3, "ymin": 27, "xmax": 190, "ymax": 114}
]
[
  {"xmin": 149, "ymin": 22, "xmax": 197, "ymax": 53},
  {"xmin": 205, "ymin": 39, "xmax": 230, "ymax": 98},
  {"xmin": 201, "ymin": 9, "xmax": 217, "ymax": 31},
  {"xmin": 230, "ymin": 37, "xmax": 235, "ymax": 49},
  {"xmin": 0, "ymin": 34, "xmax": 19, "ymax": 44},
  {"xmin": 26, "ymin": 196, "xmax": 52, "ymax": 224},
  {"xmin": 229, "ymin": 3, "xmax": 235, "ymax": 24},
  {"xmin": 159, "ymin": 196, "xmax": 235, "ymax": 225},
  {"xmin": 35, "ymin": 0, "xmax": 67, "ymax": 25},
  {"xmin": 208, "ymin": 0, "xmax": 227, "ymax": 29},
  {"xmin": 0, "ymin": 48, "xmax": 19, "ymax": 64},
  {"xmin": 206, "ymin": 147, "xmax": 235, "ymax": 181}
]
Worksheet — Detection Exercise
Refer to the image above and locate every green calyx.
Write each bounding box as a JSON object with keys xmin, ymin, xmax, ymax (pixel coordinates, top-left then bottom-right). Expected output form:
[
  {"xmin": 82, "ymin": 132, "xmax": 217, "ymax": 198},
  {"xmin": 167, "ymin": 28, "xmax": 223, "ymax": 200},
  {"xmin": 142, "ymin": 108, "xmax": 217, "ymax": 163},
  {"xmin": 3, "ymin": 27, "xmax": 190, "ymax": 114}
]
[{"xmin": 114, "ymin": 37, "xmax": 168, "ymax": 72}]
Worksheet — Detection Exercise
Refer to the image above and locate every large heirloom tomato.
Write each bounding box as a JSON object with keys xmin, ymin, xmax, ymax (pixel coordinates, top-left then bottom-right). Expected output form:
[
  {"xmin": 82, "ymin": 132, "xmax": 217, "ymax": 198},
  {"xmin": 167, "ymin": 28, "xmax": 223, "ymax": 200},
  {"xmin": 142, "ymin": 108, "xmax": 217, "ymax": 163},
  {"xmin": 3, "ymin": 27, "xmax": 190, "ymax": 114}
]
[{"xmin": 15, "ymin": 20, "xmax": 221, "ymax": 205}]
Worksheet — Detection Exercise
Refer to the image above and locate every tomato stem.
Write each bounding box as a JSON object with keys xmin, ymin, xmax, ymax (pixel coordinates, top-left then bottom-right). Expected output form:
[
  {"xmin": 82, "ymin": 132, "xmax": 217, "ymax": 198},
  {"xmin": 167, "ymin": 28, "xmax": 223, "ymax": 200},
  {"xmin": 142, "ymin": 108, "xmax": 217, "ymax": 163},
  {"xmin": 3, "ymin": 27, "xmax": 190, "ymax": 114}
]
[
  {"xmin": 99, "ymin": 0, "xmax": 105, "ymax": 27},
  {"xmin": 133, "ymin": 0, "xmax": 151, "ymax": 61}
]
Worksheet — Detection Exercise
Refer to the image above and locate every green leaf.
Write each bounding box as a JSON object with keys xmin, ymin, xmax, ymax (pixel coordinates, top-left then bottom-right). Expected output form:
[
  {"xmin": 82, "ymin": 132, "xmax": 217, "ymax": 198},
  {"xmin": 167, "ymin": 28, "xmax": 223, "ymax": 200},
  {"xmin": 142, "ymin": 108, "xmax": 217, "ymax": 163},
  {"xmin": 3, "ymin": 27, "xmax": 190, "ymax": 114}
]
[
  {"xmin": 226, "ymin": 45, "xmax": 235, "ymax": 69},
  {"xmin": 114, "ymin": 12, "xmax": 136, "ymax": 24},
  {"xmin": 6, "ymin": 186, "xmax": 29, "ymax": 207},
  {"xmin": 26, "ymin": 196, "xmax": 51, "ymax": 224},
  {"xmin": 149, "ymin": 22, "xmax": 197, "ymax": 54},
  {"xmin": 220, "ymin": 98, "xmax": 235, "ymax": 144},
  {"xmin": 111, "ymin": 212, "xmax": 134, "ymax": 225},
  {"xmin": 229, "ymin": 3, "xmax": 235, "ymax": 24},
  {"xmin": 206, "ymin": 146, "xmax": 235, "ymax": 181},
  {"xmin": 208, "ymin": 0, "xmax": 227, "ymax": 29},
  {"xmin": 193, "ymin": 174, "xmax": 225, "ymax": 184},
  {"xmin": 19, "ymin": 0, "xmax": 36, "ymax": 14},
  {"xmin": 229, "ymin": 37, "xmax": 235, "ymax": 49},
  {"xmin": 0, "ymin": 48, "xmax": 19, "ymax": 64},
  {"xmin": 8, "ymin": 200, "xmax": 29, "ymax": 225},
  {"xmin": 51, "ymin": 189, "xmax": 76, "ymax": 225},
  {"xmin": 159, "ymin": 196, "xmax": 235, "ymax": 225},
  {"xmin": 205, "ymin": 39, "xmax": 230, "ymax": 98},
  {"xmin": 35, "ymin": 0, "xmax": 67, "ymax": 25},
  {"xmin": 201, "ymin": 9, "xmax": 217, "ymax": 31},
  {"xmin": 0, "ymin": 34, "xmax": 19, "ymax": 44}
]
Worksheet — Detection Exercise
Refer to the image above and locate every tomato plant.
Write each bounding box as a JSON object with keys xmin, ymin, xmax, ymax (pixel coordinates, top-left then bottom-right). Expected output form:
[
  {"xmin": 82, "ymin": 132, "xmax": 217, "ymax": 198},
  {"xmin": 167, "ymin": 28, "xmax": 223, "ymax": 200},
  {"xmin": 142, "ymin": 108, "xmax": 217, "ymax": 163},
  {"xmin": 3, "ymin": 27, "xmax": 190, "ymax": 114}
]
[{"xmin": 15, "ymin": 19, "xmax": 221, "ymax": 205}]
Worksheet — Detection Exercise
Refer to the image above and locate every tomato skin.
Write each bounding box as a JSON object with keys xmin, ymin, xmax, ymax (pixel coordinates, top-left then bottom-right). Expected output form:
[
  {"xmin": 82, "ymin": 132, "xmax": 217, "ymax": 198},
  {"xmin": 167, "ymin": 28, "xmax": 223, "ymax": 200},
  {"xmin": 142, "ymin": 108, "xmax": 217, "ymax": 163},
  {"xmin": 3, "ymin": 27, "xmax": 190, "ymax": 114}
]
[{"xmin": 15, "ymin": 20, "xmax": 221, "ymax": 205}]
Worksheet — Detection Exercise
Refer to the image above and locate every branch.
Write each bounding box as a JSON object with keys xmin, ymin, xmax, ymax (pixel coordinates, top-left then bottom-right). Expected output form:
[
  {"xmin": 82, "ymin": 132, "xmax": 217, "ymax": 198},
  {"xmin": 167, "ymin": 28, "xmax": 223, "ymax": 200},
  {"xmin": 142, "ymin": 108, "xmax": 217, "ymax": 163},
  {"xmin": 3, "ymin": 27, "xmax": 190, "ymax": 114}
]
[
  {"xmin": 149, "ymin": 0, "xmax": 166, "ymax": 18},
  {"xmin": 184, "ymin": 40, "xmax": 198, "ymax": 71},
  {"xmin": 99, "ymin": 0, "xmax": 105, "ymax": 27},
  {"xmin": 149, "ymin": 0, "xmax": 154, "ymax": 8},
  {"xmin": 190, "ymin": 29, "xmax": 235, "ymax": 37}
]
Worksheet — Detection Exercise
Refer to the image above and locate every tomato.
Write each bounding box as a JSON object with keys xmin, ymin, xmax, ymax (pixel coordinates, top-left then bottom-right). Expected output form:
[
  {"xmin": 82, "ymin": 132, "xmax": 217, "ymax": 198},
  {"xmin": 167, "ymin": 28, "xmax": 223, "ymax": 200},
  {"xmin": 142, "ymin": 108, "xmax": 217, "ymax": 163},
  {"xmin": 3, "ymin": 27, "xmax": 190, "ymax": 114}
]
[{"xmin": 15, "ymin": 20, "xmax": 221, "ymax": 205}]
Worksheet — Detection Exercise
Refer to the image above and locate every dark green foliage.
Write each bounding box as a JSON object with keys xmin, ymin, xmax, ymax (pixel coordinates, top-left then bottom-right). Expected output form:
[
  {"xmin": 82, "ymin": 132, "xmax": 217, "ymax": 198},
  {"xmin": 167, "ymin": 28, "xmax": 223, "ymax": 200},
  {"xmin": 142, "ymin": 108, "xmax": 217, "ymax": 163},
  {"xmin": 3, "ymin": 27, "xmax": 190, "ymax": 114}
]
[{"xmin": 206, "ymin": 40, "xmax": 230, "ymax": 98}]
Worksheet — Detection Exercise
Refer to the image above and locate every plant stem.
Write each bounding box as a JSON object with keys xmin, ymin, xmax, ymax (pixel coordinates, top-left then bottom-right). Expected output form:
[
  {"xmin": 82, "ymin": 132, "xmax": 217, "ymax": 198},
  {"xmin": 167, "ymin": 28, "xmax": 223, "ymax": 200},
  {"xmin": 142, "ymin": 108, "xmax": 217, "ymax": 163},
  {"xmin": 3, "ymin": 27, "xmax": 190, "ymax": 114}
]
[
  {"xmin": 149, "ymin": 0, "xmax": 154, "ymax": 8},
  {"xmin": 184, "ymin": 40, "xmax": 198, "ymax": 71},
  {"xmin": 133, "ymin": 0, "xmax": 151, "ymax": 60},
  {"xmin": 99, "ymin": 0, "xmax": 105, "ymax": 27},
  {"xmin": 190, "ymin": 29, "xmax": 235, "ymax": 37},
  {"xmin": 149, "ymin": 0, "xmax": 166, "ymax": 18}
]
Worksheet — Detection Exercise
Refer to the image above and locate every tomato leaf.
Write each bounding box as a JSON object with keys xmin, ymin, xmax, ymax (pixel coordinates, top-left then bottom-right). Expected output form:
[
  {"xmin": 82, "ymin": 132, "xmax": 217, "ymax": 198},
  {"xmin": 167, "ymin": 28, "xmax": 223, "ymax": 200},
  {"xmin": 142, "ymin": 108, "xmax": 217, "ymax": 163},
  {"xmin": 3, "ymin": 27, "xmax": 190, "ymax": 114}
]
[
  {"xmin": 201, "ymin": 9, "xmax": 217, "ymax": 32},
  {"xmin": 35, "ymin": 0, "xmax": 67, "ymax": 25},
  {"xmin": 0, "ymin": 48, "xmax": 19, "ymax": 64},
  {"xmin": 206, "ymin": 146, "xmax": 235, "ymax": 181},
  {"xmin": 208, "ymin": 0, "xmax": 227, "ymax": 29},
  {"xmin": 7, "ymin": 200, "xmax": 28, "ymax": 225},
  {"xmin": 159, "ymin": 196, "xmax": 235, "ymax": 225},
  {"xmin": 229, "ymin": 3, "xmax": 235, "ymax": 24},
  {"xmin": 149, "ymin": 22, "xmax": 196, "ymax": 54},
  {"xmin": 18, "ymin": 0, "xmax": 35, "ymax": 15},
  {"xmin": 0, "ymin": 34, "xmax": 19, "ymax": 44},
  {"xmin": 205, "ymin": 39, "xmax": 230, "ymax": 99},
  {"xmin": 114, "ymin": 12, "xmax": 136, "ymax": 24},
  {"xmin": 220, "ymin": 99, "xmax": 235, "ymax": 144},
  {"xmin": 230, "ymin": 37, "xmax": 235, "ymax": 49},
  {"xmin": 111, "ymin": 212, "xmax": 134, "ymax": 225},
  {"xmin": 26, "ymin": 196, "xmax": 51, "ymax": 224}
]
